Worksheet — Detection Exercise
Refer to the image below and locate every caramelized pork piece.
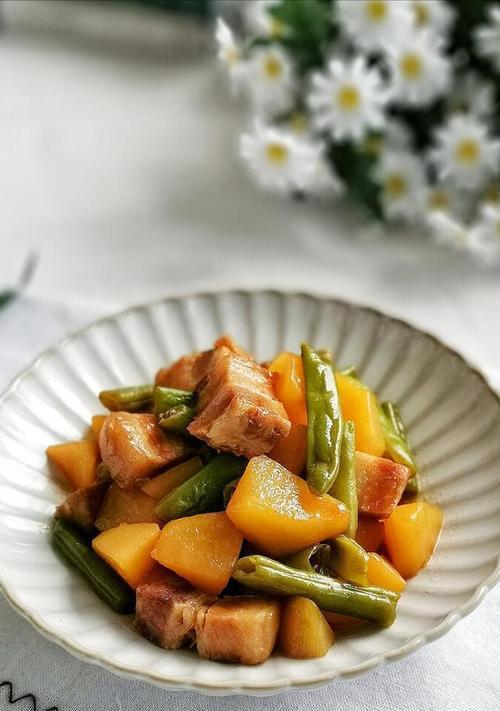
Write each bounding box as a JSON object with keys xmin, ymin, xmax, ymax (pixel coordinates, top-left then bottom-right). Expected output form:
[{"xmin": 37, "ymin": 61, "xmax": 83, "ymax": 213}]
[
  {"xmin": 54, "ymin": 481, "xmax": 108, "ymax": 532},
  {"xmin": 355, "ymin": 452, "xmax": 411, "ymax": 518},
  {"xmin": 196, "ymin": 596, "xmax": 280, "ymax": 665},
  {"xmin": 188, "ymin": 347, "xmax": 290, "ymax": 458},
  {"xmin": 99, "ymin": 413, "xmax": 193, "ymax": 488},
  {"xmin": 136, "ymin": 568, "xmax": 215, "ymax": 649},
  {"xmin": 154, "ymin": 336, "xmax": 247, "ymax": 391},
  {"xmin": 155, "ymin": 351, "xmax": 211, "ymax": 391},
  {"xmin": 213, "ymin": 335, "xmax": 250, "ymax": 357}
]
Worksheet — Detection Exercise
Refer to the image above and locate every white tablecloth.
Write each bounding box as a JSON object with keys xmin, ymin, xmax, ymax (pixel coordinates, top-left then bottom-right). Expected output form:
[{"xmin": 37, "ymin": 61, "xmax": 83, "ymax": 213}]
[{"xmin": 1, "ymin": 11, "xmax": 500, "ymax": 710}]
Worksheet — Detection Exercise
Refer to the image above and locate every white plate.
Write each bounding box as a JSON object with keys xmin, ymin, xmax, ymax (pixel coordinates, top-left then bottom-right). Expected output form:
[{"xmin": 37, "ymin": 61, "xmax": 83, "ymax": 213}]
[{"xmin": 0, "ymin": 290, "xmax": 499, "ymax": 695}]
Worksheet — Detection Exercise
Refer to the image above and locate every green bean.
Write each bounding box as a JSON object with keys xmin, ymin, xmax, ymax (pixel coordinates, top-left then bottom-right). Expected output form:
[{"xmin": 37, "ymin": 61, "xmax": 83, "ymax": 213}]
[
  {"xmin": 51, "ymin": 519, "xmax": 135, "ymax": 613},
  {"xmin": 154, "ymin": 386, "xmax": 195, "ymax": 414},
  {"xmin": 99, "ymin": 385, "xmax": 154, "ymax": 412},
  {"xmin": 283, "ymin": 543, "xmax": 332, "ymax": 575},
  {"xmin": 404, "ymin": 476, "xmax": 420, "ymax": 496},
  {"xmin": 233, "ymin": 555, "xmax": 399, "ymax": 626},
  {"xmin": 155, "ymin": 454, "xmax": 246, "ymax": 521},
  {"xmin": 301, "ymin": 343, "xmax": 343, "ymax": 494},
  {"xmin": 329, "ymin": 420, "xmax": 357, "ymax": 537},
  {"xmin": 329, "ymin": 535, "xmax": 369, "ymax": 585},
  {"xmin": 158, "ymin": 404, "xmax": 196, "ymax": 433},
  {"xmin": 380, "ymin": 402, "xmax": 417, "ymax": 475}
]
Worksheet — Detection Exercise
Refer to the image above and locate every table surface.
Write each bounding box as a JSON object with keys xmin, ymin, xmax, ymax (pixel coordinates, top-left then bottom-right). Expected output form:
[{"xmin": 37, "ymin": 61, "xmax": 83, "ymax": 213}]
[{"xmin": 1, "ymin": 16, "xmax": 499, "ymax": 711}]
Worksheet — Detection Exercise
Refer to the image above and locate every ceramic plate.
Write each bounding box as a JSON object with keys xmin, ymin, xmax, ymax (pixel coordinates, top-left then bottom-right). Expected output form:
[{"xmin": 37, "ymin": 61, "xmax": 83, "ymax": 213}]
[{"xmin": 0, "ymin": 290, "xmax": 499, "ymax": 695}]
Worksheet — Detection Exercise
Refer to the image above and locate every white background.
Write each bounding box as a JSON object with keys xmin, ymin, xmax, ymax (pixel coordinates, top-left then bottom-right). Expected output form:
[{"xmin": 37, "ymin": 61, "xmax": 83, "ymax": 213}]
[{"xmin": 0, "ymin": 4, "xmax": 499, "ymax": 709}]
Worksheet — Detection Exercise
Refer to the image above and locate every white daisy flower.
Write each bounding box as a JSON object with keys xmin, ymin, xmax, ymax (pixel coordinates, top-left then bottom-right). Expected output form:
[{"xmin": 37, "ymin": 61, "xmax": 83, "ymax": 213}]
[
  {"xmin": 447, "ymin": 71, "xmax": 495, "ymax": 120},
  {"xmin": 430, "ymin": 115, "xmax": 500, "ymax": 189},
  {"xmin": 374, "ymin": 150, "xmax": 427, "ymax": 220},
  {"xmin": 475, "ymin": 5, "xmax": 500, "ymax": 72},
  {"xmin": 411, "ymin": 0, "xmax": 456, "ymax": 36},
  {"xmin": 308, "ymin": 57, "xmax": 388, "ymax": 142},
  {"xmin": 468, "ymin": 204, "xmax": 500, "ymax": 262},
  {"xmin": 427, "ymin": 210, "xmax": 470, "ymax": 250},
  {"xmin": 245, "ymin": 0, "xmax": 284, "ymax": 38},
  {"xmin": 308, "ymin": 156, "xmax": 344, "ymax": 200},
  {"xmin": 384, "ymin": 30, "xmax": 451, "ymax": 107},
  {"xmin": 246, "ymin": 45, "xmax": 294, "ymax": 115},
  {"xmin": 240, "ymin": 123, "xmax": 320, "ymax": 193},
  {"xmin": 336, "ymin": 0, "xmax": 413, "ymax": 52},
  {"xmin": 215, "ymin": 19, "xmax": 246, "ymax": 90}
]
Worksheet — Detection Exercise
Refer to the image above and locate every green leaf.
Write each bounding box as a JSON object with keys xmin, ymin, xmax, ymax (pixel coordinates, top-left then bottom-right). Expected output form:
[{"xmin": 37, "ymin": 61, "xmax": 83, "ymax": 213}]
[
  {"xmin": 329, "ymin": 143, "xmax": 383, "ymax": 220},
  {"xmin": 270, "ymin": 0, "xmax": 334, "ymax": 74}
]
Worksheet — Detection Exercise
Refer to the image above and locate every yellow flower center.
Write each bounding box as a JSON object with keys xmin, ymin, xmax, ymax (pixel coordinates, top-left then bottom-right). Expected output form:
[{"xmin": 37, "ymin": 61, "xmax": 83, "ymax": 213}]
[
  {"xmin": 428, "ymin": 189, "xmax": 450, "ymax": 211},
  {"xmin": 365, "ymin": 0, "xmax": 387, "ymax": 23},
  {"xmin": 400, "ymin": 52, "xmax": 423, "ymax": 80},
  {"xmin": 455, "ymin": 139, "xmax": 480, "ymax": 165},
  {"xmin": 384, "ymin": 174, "xmax": 407, "ymax": 199},
  {"xmin": 263, "ymin": 54, "xmax": 283, "ymax": 79},
  {"xmin": 266, "ymin": 142, "xmax": 288, "ymax": 165},
  {"xmin": 337, "ymin": 85, "xmax": 360, "ymax": 111},
  {"xmin": 413, "ymin": 1, "xmax": 429, "ymax": 26}
]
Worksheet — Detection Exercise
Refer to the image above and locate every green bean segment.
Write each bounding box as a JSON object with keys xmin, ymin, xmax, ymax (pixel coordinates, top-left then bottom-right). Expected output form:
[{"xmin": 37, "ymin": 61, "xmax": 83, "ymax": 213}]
[
  {"xmin": 380, "ymin": 402, "xmax": 417, "ymax": 475},
  {"xmin": 51, "ymin": 519, "xmax": 135, "ymax": 614},
  {"xmin": 155, "ymin": 454, "xmax": 246, "ymax": 521},
  {"xmin": 283, "ymin": 543, "xmax": 332, "ymax": 575},
  {"xmin": 159, "ymin": 404, "xmax": 196, "ymax": 433},
  {"xmin": 330, "ymin": 535, "xmax": 369, "ymax": 585},
  {"xmin": 329, "ymin": 420, "xmax": 357, "ymax": 537},
  {"xmin": 302, "ymin": 343, "xmax": 343, "ymax": 495},
  {"xmin": 233, "ymin": 555, "xmax": 399, "ymax": 626},
  {"xmin": 154, "ymin": 386, "xmax": 195, "ymax": 414},
  {"xmin": 99, "ymin": 384, "xmax": 154, "ymax": 412}
]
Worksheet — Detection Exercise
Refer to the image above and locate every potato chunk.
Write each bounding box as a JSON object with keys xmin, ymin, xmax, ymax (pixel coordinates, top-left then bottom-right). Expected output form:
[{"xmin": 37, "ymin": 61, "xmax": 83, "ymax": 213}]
[
  {"xmin": 226, "ymin": 455, "xmax": 349, "ymax": 556},
  {"xmin": 280, "ymin": 597, "xmax": 334, "ymax": 659}
]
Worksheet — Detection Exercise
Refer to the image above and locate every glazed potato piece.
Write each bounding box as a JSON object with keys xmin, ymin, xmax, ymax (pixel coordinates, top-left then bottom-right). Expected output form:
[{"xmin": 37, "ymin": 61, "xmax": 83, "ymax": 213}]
[
  {"xmin": 196, "ymin": 597, "xmax": 280, "ymax": 665},
  {"xmin": 226, "ymin": 455, "xmax": 349, "ymax": 557},
  {"xmin": 46, "ymin": 439, "xmax": 100, "ymax": 490},
  {"xmin": 136, "ymin": 568, "xmax": 215, "ymax": 649},
  {"xmin": 152, "ymin": 512, "xmax": 243, "ymax": 594},
  {"xmin": 99, "ymin": 413, "xmax": 193, "ymax": 488},
  {"xmin": 92, "ymin": 522, "xmax": 160, "ymax": 588},
  {"xmin": 280, "ymin": 597, "xmax": 334, "ymax": 659},
  {"xmin": 355, "ymin": 452, "xmax": 411, "ymax": 518},
  {"xmin": 55, "ymin": 481, "xmax": 108, "ymax": 532},
  {"xmin": 188, "ymin": 347, "xmax": 290, "ymax": 458}
]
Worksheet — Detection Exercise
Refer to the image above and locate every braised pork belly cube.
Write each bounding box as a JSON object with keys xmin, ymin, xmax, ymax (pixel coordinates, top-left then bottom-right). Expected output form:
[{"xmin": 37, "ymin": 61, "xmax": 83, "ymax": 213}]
[
  {"xmin": 99, "ymin": 413, "xmax": 193, "ymax": 488},
  {"xmin": 54, "ymin": 481, "xmax": 108, "ymax": 532},
  {"xmin": 154, "ymin": 336, "xmax": 247, "ymax": 391},
  {"xmin": 188, "ymin": 347, "xmax": 290, "ymax": 458},
  {"xmin": 135, "ymin": 568, "xmax": 215, "ymax": 650},
  {"xmin": 196, "ymin": 596, "xmax": 280, "ymax": 665},
  {"xmin": 355, "ymin": 452, "xmax": 411, "ymax": 518}
]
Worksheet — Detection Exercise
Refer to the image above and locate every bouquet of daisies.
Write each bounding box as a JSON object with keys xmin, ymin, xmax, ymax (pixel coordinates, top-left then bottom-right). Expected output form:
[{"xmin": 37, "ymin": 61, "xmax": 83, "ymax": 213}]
[{"xmin": 215, "ymin": 0, "xmax": 500, "ymax": 261}]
